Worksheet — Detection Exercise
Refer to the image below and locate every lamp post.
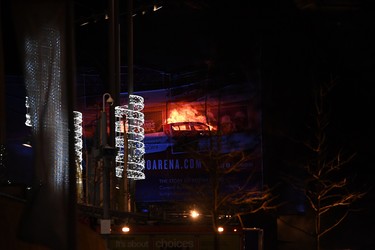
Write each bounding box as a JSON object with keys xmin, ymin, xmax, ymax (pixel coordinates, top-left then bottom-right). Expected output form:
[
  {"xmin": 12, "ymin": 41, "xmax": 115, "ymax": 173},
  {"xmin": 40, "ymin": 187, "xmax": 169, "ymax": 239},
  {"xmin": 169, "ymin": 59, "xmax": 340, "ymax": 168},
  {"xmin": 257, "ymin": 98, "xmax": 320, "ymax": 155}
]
[
  {"xmin": 101, "ymin": 93, "xmax": 114, "ymax": 146},
  {"xmin": 100, "ymin": 93, "xmax": 114, "ymax": 234}
]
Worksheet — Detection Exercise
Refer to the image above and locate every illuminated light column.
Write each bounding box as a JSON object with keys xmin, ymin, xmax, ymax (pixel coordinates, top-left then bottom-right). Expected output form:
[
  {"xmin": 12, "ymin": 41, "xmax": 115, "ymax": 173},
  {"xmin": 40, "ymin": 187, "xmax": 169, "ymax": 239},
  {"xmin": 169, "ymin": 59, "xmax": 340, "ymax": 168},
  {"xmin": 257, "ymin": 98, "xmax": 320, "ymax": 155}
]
[
  {"xmin": 115, "ymin": 105, "xmax": 126, "ymax": 178},
  {"xmin": 25, "ymin": 97, "xmax": 83, "ymax": 170},
  {"xmin": 115, "ymin": 94, "xmax": 145, "ymax": 180},
  {"xmin": 127, "ymin": 94, "xmax": 145, "ymax": 180},
  {"xmin": 73, "ymin": 111, "xmax": 83, "ymax": 168},
  {"xmin": 25, "ymin": 97, "xmax": 84, "ymax": 200},
  {"xmin": 0, "ymin": 144, "xmax": 6, "ymax": 183},
  {"xmin": 73, "ymin": 111, "xmax": 83, "ymax": 201},
  {"xmin": 23, "ymin": 96, "xmax": 32, "ymax": 148},
  {"xmin": 25, "ymin": 96, "xmax": 32, "ymax": 127}
]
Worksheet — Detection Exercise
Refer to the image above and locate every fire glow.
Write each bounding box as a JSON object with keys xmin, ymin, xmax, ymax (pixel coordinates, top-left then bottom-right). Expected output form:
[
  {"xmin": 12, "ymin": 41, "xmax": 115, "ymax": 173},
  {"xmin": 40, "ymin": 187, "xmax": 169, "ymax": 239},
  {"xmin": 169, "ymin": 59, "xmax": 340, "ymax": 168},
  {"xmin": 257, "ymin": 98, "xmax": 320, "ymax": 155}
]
[{"xmin": 167, "ymin": 104, "xmax": 216, "ymax": 130}]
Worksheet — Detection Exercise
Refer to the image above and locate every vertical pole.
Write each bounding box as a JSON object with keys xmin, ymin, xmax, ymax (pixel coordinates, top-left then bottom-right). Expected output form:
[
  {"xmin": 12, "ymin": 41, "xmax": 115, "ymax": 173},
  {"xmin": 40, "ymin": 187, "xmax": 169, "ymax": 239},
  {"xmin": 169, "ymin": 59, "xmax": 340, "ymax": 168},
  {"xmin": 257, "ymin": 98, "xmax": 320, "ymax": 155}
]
[
  {"xmin": 109, "ymin": 0, "xmax": 120, "ymax": 143},
  {"xmin": 0, "ymin": 0, "xmax": 7, "ymax": 184},
  {"xmin": 101, "ymin": 111, "xmax": 110, "ymax": 220},
  {"xmin": 66, "ymin": 0, "xmax": 77, "ymax": 249},
  {"xmin": 100, "ymin": 93, "xmax": 114, "ymax": 237},
  {"xmin": 123, "ymin": 115, "xmax": 129, "ymax": 212},
  {"xmin": 109, "ymin": 0, "xmax": 121, "ymax": 212},
  {"xmin": 103, "ymin": 157, "xmax": 110, "ymax": 219},
  {"xmin": 126, "ymin": 0, "xmax": 135, "ymax": 213},
  {"xmin": 127, "ymin": 0, "xmax": 133, "ymax": 96}
]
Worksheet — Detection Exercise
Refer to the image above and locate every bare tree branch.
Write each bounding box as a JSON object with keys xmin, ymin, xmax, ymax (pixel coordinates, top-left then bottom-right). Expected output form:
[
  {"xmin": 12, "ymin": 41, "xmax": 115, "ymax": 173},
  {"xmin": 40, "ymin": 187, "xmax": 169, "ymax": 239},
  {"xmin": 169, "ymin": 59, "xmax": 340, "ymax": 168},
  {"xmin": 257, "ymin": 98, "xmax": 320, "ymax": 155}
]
[{"xmin": 282, "ymin": 80, "xmax": 368, "ymax": 250}]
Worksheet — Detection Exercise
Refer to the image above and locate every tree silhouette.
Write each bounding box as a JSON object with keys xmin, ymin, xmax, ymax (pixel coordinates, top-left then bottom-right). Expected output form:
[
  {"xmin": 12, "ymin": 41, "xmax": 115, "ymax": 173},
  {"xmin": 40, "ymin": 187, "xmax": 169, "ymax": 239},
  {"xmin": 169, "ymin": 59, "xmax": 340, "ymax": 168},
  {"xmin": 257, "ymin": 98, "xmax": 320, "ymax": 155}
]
[
  {"xmin": 184, "ymin": 134, "xmax": 278, "ymax": 250},
  {"xmin": 283, "ymin": 81, "xmax": 368, "ymax": 250}
]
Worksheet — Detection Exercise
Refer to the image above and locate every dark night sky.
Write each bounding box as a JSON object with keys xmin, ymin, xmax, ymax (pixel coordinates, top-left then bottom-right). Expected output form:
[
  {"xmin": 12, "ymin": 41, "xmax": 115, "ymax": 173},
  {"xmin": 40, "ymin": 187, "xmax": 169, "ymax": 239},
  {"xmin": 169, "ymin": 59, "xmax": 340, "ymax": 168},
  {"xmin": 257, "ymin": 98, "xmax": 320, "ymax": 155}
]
[
  {"xmin": 2, "ymin": 0, "xmax": 374, "ymax": 190},
  {"xmin": 2, "ymin": 0, "xmax": 374, "ymax": 193},
  {"xmin": 2, "ymin": 1, "xmax": 375, "ymax": 245}
]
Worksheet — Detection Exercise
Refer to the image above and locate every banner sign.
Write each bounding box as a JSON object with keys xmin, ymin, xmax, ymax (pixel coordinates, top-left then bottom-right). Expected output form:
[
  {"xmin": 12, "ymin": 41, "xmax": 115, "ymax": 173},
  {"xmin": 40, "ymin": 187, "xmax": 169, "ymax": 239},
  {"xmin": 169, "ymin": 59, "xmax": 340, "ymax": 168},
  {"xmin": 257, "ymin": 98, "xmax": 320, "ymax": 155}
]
[
  {"xmin": 126, "ymin": 82, "xmax": 262, "ymax": 203},
  {"xmin": 108, "ymin": 233, "xmax": 242, "ymax": 250}
]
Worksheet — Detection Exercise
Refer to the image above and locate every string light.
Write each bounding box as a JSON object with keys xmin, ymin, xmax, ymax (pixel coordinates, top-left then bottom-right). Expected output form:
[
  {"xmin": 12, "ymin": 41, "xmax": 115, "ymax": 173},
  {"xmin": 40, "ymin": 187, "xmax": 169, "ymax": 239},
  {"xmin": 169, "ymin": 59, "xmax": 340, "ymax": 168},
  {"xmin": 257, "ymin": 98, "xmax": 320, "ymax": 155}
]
[
  {"xmin": 25, "ymin": 96, "xmax": 32, "ymax": 127},
  {"xmin": 25, "ymin": 96, "xmax": 83, "ymax": 183},
  {"xmin": 73, "ymin": 111, "xmax": 83, "ymax": 170},
  {"xmin": 25, "ymin": 96, "xmax": 83, "ymax": 166},
  {"xmin": 115, "ymin": 94, "xmax": 145, "ymax": 180},
  {"xmin": 115, "ymin": 105, "xmax": 125, "ymax": 178}
]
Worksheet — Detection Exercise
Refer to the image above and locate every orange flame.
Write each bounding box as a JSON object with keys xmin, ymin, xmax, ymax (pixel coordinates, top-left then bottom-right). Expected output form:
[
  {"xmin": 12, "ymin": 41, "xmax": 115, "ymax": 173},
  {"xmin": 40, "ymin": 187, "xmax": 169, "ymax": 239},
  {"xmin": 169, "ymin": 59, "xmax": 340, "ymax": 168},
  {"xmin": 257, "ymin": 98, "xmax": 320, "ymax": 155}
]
[
  {"xmin": 166, "ymin": 104, "xmax": 217, "ymax": 131},
  {"xmin": 167, "ymin": 104, "xmax": 207, "ymax": 124}
]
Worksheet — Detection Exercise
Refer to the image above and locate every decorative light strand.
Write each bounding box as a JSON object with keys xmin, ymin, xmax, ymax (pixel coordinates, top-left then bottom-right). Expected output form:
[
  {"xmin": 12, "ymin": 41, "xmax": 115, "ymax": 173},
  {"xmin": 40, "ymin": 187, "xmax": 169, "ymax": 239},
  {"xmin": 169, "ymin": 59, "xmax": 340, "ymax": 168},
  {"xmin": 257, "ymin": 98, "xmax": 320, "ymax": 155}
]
[
  {"xmin": 0, "ymin": 144, "xmax": 7, "ymax": 182},
  {"xmin": 25, "ymin": 96, "xmax": 83, "ymax": 168},
  {"xmin": 25, "ymin": 96, "xmax": 32, "ymax": 127},
  {"xmin": 115, "ymin": 94, "xmax": 145, "ymax": 180},
  {"xmin": 74, "ymin": 111, "xmax": 84, "ymax": 202},
  {"xmin": 73, "ymin": 111, "xmax": 83, "ymax": 169},
  {"xmin": 115, "ymin": 105, "xmax": 125, "ymax": 178},
  {"xmin": 25, "ymin": 96, "xmax": 83, "ymax": 181}
]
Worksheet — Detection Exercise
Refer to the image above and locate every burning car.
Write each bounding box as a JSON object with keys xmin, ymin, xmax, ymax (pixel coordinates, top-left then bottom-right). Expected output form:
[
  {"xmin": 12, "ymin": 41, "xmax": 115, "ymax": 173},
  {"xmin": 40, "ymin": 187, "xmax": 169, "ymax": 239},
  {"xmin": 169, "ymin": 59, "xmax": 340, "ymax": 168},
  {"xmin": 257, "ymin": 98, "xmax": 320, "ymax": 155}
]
[
  {"xmin": 144, "ymin": 122, "xmax": 212, "ymax": 154},
  {"xmin": 163, "ymin": 122, "xmax": 211, "ymax": 138}
]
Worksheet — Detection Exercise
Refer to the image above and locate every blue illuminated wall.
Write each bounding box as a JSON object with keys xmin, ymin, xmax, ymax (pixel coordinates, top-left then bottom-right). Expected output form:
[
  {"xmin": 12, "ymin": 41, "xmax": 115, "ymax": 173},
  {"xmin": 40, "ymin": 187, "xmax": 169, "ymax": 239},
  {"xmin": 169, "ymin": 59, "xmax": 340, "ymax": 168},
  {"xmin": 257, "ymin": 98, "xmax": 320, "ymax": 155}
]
[{"xmin": 127, "ymin": 80, "xmax": 262, "ymax": 203}]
